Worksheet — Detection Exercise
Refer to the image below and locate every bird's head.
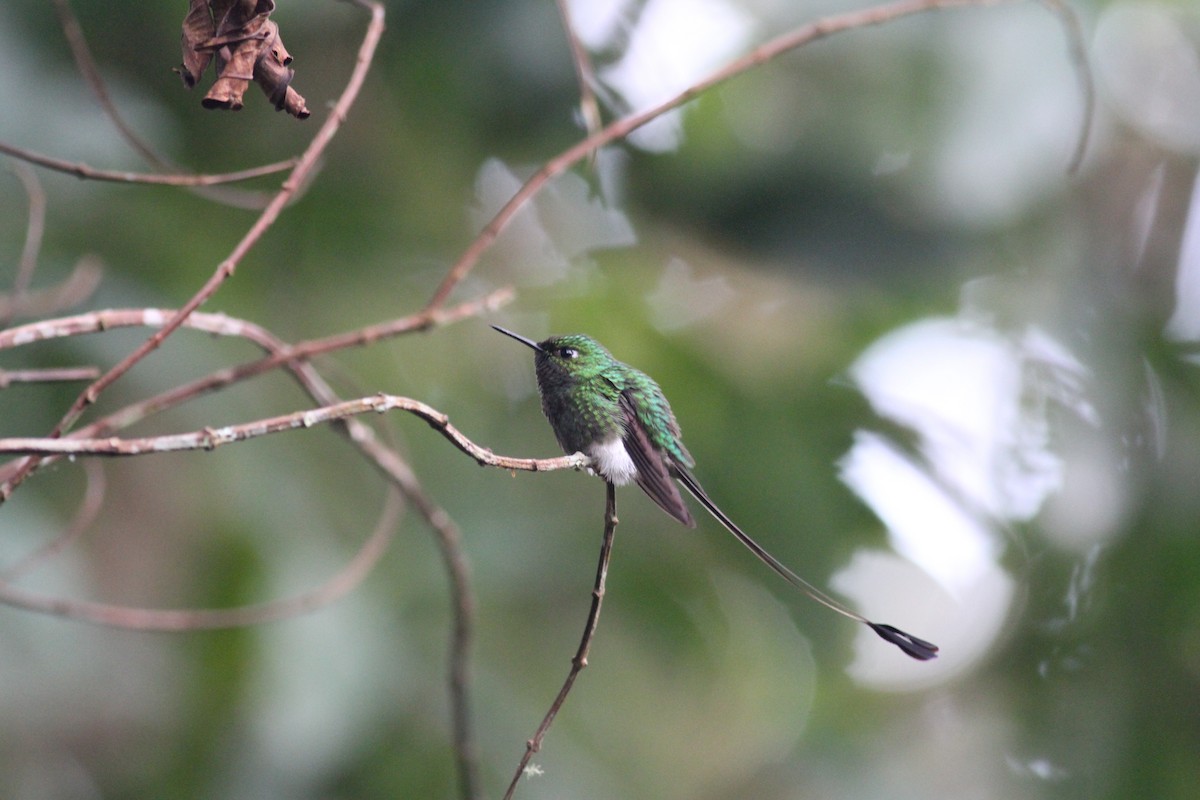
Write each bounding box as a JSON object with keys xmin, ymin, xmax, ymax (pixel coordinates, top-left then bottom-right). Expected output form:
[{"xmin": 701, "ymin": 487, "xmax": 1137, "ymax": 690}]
[{"xmin": 492, "ymin": 326, "xmax": 616, "ymax": 384}]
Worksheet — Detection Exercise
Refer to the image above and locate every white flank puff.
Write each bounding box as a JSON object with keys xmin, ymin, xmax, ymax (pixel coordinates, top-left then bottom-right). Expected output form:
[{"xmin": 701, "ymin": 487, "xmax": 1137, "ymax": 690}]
[{"xmin": 586, "ymin": 437, "xmax": 637, "ymax": 485}]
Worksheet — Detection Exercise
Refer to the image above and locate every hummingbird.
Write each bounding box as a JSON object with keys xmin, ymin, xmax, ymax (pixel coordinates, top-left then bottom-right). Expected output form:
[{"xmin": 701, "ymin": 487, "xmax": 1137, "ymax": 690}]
[{"xmin": 492, "ymin": 325, "xmax": 938, "ymax": 661}]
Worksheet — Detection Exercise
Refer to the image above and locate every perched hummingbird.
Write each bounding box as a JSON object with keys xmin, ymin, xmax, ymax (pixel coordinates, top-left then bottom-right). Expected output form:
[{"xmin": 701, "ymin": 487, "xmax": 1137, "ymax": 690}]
[{"xmin": 493, "ymin": 325, "xmax": 938, "ymax": 660}]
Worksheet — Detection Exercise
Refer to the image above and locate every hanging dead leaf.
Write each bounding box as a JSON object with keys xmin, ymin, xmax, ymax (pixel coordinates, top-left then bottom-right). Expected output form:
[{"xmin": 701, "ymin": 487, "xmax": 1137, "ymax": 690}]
[
  {"xmin": 176, "ymin": 0, "xmax": 215, "ymax": 87},
  {"xmin": 175, "ymin": 0, "xmax": 310, "ymax": 119}
]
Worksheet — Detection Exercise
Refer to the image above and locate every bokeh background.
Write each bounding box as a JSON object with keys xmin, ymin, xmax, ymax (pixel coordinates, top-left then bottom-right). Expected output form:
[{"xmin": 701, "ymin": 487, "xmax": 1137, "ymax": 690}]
[{"xmin": 3, "ymin": 0, "xmax": 1199, "ymax": 798}]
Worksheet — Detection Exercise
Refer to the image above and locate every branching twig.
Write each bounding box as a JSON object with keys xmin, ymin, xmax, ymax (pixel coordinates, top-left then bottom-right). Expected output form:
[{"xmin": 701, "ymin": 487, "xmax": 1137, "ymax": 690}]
[
  {"xmin": 0, "ymin": 0, "xmax": 388, "ymax": 505},
  {"xmin": 276, "ymin": 347, "xmax": 486, "ymax": 800},
  {"xmin": 189, "ymin": 299, "xmax": 484, "ymax": 799},
  {"xmin": 0, "ymin": 289, "xmax": 510, "ymax": 361},
  {"xmin": 1, "ymin": 4, "xmax": 1096, "ymax": 799},
  {"xmin": 502, "ymin": 481, "xmax": 618, "ymax": 800},
  {"xmin": 0, "ymin": 289, "xmax": 510, "ymax": 486},
  {"xmin": 424, "ymin": 0, "xmax": 1091, "ymax": 311},
  {"xmin": 0, "ymin": 393, "xmax": 589, "ymax": 474},
  {"xmin": 0, "ymin": 294, "xmax": 523, "ymax": 800},
  {"xmin": 48, "ymin": 0, "xmax": 290, "ymax": 208},
  {"xmin": 1, "ymin": 302, "xmax": 491, "ymax": 796},
  {"xmin": 0, "ymin": 293, "xmax": 494, "ymax": 800}
]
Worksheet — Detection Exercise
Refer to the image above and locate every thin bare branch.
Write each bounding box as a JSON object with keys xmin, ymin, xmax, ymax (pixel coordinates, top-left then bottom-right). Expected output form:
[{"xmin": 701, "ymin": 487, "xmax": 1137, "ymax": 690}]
[
  {"xmin": 47, "ymin": 0, "xmax": 300, "ymax": 207},
  {"xmin": 0, "ymin": 487, "xmax": 401, "ymax": 630},
  {"xmin": 0, "ymin": 286, "xmax": 530, "ymax": 800},
  {"xmin": 0, "ymin": 460, "xmax": 105, "ymax": 581},
  {"xmin": 0, "ymin": 289, "xmax": 509, "ymax": 451},
  {"xmin": 0, "ymin": 289, "xmax": 508, "ymax": 496},
  {"xmin": 0, "ymin": 393, "xmax": 589, "ymax": 475},
  {"xmin": 0, "ymin": 289, "xmax": 510, "ymax": 357},
  {"xmin": 0, "ymin": 0, "xmax": 388, "ymax": 505},
  {"xmin": 554, "ymin": 0, "xmax": 602, "ymax": 145},
  {"xmin": 351, "ymin": 429, "xmax": 482, "ymax": 800},
  {"xmin": 0, "ymin": 257, "xmax": 102, "ymax": 322},
  {"xmin": 7, "ymin": 161, "xmax": 46, "ymax": 309},
  {"xmin": 269, "ymin": 314, "xmax": 484, "ymax": 800},
  {"xmin": 424, "ymin": 0, "xmax": 1091, "ymax": 311},
  {"xmin": 0, "ymin": 291, "xmax": 487, "ymax": 793},
  {"xmin": 0, "ymin": 307, "xmax": 283, "ymax": 353},
  {"xmin": 503, "ymin": 482, "xmax": 618, "ymax": 800},
  {"xmin": 0, "ymin": 298, "xmax": 485, "ymax": 793},
  {"xmin": 0, "ymin": 141, "xmax": 298, "ymax": 186},
  {"xmin": 0, "ymin": 367, "xmax": 100, "ymax": 388},
  {"xmin": 50, "ymin": 0, "xmax": 170, "ymax": 168}
]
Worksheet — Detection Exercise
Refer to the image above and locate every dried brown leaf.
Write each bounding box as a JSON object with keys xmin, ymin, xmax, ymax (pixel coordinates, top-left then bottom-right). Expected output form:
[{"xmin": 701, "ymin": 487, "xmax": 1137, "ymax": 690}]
[
  {"xmin": 202, "ymin": 35, "xmax": 259, "ymax": 111},
  {"xmin": 176, "ymin": 0, "xmax": 215, "ymax": 87},
  {"xmin": 178, "ymin": 0, "xmax": 308, "ymax": 119}
]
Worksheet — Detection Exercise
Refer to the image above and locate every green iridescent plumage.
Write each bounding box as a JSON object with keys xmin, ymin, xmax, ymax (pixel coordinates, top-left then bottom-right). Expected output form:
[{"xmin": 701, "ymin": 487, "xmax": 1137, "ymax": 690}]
[
  {"xmin": 524, "ymin": 332, "xmax": 695, "ymax": 525},
  {"xmin": 492, "ymin": 325, "xmax": 938, "ymax": 661}
]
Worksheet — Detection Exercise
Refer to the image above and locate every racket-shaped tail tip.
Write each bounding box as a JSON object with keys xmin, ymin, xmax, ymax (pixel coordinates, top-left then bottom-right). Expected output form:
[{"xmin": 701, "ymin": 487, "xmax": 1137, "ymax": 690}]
[{"xmin": 868, "ymin": 623, "xmax": 939, "ymax": 661}]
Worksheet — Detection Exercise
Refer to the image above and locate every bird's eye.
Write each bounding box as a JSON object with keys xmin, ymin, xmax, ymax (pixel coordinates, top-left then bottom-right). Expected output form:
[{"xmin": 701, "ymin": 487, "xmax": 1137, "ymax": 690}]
[{"xmin": 559, "ymin": 347, "xmax": 578, "ymax": 359}]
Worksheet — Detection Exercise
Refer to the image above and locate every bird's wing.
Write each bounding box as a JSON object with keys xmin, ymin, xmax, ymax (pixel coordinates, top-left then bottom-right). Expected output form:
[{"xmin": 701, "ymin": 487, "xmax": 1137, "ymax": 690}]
[{"xmin": 618, "ymin": 391, "xmax": 695, "ymax": 527}]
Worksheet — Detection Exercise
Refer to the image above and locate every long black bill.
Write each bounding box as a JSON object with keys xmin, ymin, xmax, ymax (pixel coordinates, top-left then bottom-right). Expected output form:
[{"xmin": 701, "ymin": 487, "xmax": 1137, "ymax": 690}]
[{"xmin": 491, "ymin": 325, "xmax": 543, "ymax": 352}]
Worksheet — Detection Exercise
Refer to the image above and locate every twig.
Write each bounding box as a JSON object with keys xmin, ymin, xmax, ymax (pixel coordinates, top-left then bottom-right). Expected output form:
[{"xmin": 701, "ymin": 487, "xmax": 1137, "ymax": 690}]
[
  {"xmin": 502, "ymin": 481, "xmax": 618, "ymax": 800},
  {"xmin": 202, "ymin": 295, "xmax": 484, "ymax": 799},
  {"xmin": 0, "ymin": 460, "xmax": 105, "ymax": 581},
  {"xmin": 0, "ymin": 297, "xmax": 488, "ymax": 794},
  {"xmin": 0, "ymin": 487, "xmax": 401, "ymax": 629},
  {"xmin": 0, "ymin": 257, "xmax": 102, "ymax": 322},
  {"xmin": 270, "ymin": 331, "xmax": 485, "ymax": 800},
  {"xmin": 6, "ymin": 161, "xmax": 45, "ymax": 317},
  {"xmin": 0, "ymin": 367, "xmax": 100, "ymax": 388},
  {"xmin": 50, "ymin": 0, "xmax": 170, "ymax": 167},
  {"xmin": 47, "ymin": 0, "xmax": 292, "ymax": 209},
  {"xmin": 0, "ymin": 297, "xmax": 492, "ymax": 800},
  {"xmin": 0, "ymin": 295, "xmax": 528, "ymax": 800},
  {"xmin": 0, "ymin": 289, "xmax": 510, "ymax": 360},
  {"xmin": 181, "ymin": 293, "xmax": 486, "ymax": 800},
  {"xmin": 351, "ymin": 430, "xmax": 482, "ymax": 800},
  {"xmin": 0, "ymin": 141, "xmax": 298, "ymax": 186},
  {"xmin": 0, "ymin": 393, "xmax": 589, "ymax": 475},
  {"xmin": 424, "ymin": 0, "xmax": 1090, "ymax": 311},
  {"xmin": 553, "ymin": 0, "xmax": 602, "ymax": 144},
  {"xmin": 0, "ymin": 307, "xmax": 262, "ymax": 353},
  {"xmin": 0, "ymin": 289, "xmax": 510, "ymax": 483},
  {"xmin": 0, "ymin": 0, "xmax": 388, "ymax": 505},
  {"xmin": 0, "ymin": 305, "xmax": 486, "ymax": 797}
]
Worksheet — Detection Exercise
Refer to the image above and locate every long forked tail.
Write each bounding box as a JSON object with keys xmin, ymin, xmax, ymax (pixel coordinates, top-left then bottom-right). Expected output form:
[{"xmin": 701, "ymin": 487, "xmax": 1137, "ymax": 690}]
[{"xmin": 672, "ymin": 467, "xmax": 938, "ymax": 661}]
